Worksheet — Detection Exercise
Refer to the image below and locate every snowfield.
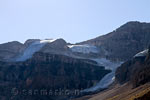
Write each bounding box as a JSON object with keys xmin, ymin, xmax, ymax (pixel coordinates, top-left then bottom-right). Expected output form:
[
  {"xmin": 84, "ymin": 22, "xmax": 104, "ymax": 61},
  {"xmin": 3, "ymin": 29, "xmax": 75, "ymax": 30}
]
[
  {"xmin": 68, "ymin": 44, "xmax": 99, "ymax": 54},
  {"xmin": 16, "ymin": 39, "xmax": 56, "ymax": 61}
]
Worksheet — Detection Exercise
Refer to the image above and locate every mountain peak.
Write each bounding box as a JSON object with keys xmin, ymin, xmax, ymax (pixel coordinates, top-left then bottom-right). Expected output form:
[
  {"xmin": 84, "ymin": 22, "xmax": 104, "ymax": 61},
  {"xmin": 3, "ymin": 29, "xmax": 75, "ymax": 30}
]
[
  {"xmin": 118, "ymin": 21, "xmax": 150, "ymax": 31},
  {"xmin": 124, "ymin": 21, "xmax": 150, "ymax": 25},
  {"xmin": 125, "ymin": 21, "xmax": 141, "ymax": 24}
]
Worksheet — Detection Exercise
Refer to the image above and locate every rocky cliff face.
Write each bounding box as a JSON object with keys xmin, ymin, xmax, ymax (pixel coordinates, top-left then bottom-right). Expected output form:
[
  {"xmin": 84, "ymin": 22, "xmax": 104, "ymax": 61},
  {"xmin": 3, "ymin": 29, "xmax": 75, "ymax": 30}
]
[
  {"xmin": 80, "ymin": 21, "xmax": 150, "ymax": 60},
  {"xmin": 115, "ymin": 47, "xmax": 150, "ymax": 88},
  {"xmin": 0, "ymin": 52, "xmax": 111, "ymax": 100}
]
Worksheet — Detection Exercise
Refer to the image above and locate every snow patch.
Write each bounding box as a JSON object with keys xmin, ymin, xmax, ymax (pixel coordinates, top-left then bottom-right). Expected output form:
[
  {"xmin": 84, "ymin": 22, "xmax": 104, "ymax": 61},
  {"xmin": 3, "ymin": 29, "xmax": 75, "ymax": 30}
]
[
  {"xmin": 68, "ymin": 44, "xmax": 98, "ymax": 54},
  {"xmin": 134, "ymin": 49, "xmax": 148, "ymax": 58}
]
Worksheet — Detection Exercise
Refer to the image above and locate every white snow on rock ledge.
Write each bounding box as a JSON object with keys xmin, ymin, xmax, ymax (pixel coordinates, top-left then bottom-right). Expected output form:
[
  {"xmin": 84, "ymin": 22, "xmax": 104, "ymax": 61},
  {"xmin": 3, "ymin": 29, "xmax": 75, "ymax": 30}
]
[
  {"xmin": 68, "ymin": 44, "xmax": 99, "ymax": 54},
  {"xmin": 134, "ymin": 49, "xmax": 148, "ymax": 58},
  {"xmin": 16, "ymin": 39, "xmax": 56, "ymax": 61}
]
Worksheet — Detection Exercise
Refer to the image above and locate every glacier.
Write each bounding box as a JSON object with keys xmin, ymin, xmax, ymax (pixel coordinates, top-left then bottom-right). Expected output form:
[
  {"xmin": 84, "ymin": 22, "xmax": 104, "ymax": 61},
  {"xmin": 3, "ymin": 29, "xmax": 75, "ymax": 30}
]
[
  {"xmin": 68, "ymin": 44, "xmax": 99, "ymax": 54},
  {"xmin": 16, "ymin": 39, "xmax": 56, "ymax": 61},
  {"xmin": 82, "ymin": 58, "xmax": 122, "ymax": 92}
]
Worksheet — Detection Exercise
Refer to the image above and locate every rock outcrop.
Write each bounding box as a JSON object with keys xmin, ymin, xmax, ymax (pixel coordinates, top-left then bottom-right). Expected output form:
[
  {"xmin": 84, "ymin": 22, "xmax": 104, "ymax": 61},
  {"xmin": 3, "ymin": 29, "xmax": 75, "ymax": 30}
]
[{"xmin": 115, "ymin": 47, "xmax": 150, "ymax": 88}]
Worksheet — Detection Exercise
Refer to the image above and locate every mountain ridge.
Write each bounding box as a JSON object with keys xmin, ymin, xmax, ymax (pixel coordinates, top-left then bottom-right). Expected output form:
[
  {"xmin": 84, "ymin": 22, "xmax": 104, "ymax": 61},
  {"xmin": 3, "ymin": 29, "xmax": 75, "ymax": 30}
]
[{"xmin": 78, "ymin": 21, "xmax": 150, "ymax": 60}]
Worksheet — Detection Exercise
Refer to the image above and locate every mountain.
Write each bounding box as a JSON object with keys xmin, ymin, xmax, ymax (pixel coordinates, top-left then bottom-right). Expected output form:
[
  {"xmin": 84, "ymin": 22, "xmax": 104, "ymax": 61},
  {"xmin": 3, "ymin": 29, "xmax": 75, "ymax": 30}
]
[
  {"xmin": 0, "ymin": 21, "xmax": 150, "ymax": 100},
  {"xmin": 79, "ymin": 21, "xmax": 150, "ymax": 60}
]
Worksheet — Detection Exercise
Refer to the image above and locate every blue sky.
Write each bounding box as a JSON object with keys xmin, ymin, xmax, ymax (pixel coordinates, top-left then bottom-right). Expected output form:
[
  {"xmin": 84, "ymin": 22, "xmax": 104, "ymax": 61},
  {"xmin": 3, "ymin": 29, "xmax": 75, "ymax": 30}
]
[{"xmin": 0, "ymin": 0, "xmax": 150, "ymax": 44}]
